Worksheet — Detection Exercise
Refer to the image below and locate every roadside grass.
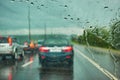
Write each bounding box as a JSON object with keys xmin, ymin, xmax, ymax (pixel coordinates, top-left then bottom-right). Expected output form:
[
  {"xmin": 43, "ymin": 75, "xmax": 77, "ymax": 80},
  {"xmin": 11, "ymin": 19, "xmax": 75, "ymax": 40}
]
[{"xmin": 72, "ymin": 41, "xmax": 120, "ymax": 56}]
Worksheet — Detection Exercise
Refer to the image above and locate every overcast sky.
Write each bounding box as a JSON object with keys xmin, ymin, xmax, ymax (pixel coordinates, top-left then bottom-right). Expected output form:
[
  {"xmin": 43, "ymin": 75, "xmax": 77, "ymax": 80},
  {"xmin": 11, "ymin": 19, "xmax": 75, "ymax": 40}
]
[{"xmin": 0, "ymin": 0, "xmax": 120, "ymax": 35}]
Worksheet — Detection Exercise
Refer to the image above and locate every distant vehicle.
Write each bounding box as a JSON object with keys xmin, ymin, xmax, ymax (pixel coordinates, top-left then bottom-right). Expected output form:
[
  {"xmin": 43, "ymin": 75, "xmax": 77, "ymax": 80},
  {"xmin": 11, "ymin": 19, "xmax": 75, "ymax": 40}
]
[
  {"xmin": 23, "ymin": 41, "xmax": 36, "ymax": 54},
  {"xmin": 35, "ymin": 39, "xmax": 44, "ymax": 52},
  {"xmin": 37, "ymin": 40, "xmax": 44, "ymax": 47},
  {"xmin": 38, "ymin": 37, "xmax": 74, "ymax": 67},
  {"xmin": 0, "ymin": 36, "xmax": 24, "ymax": 60},
  {"xmin": 23, "ymin": 41, "xmax": 31, "ymax": 53}
]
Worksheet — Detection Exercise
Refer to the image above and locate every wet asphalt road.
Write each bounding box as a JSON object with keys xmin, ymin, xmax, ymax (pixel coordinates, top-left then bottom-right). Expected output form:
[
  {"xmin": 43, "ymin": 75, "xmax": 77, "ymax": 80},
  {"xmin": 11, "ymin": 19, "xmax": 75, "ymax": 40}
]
[{"xmin": 0, "ymin": 44, "xmax": 120, "ymax": 80}]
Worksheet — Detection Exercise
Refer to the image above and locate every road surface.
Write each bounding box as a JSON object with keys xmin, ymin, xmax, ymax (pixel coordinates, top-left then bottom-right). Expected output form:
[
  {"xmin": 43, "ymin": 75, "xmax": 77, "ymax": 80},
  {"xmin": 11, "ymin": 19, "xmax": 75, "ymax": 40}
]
[{"xmin": 0, "ymin": 44, "xmax": 120, "ymax": 80}]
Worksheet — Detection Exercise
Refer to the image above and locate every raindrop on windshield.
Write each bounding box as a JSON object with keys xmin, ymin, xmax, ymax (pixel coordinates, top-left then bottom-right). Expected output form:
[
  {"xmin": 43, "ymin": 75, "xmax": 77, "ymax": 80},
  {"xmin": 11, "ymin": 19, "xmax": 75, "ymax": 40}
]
[
  {"xmin": 30, "ymin": 2, "xmax": 34, "ymax": 5},
  {"xmin": 104, "ymin": 6, "xmax": 109, "ymax": 9},
  {"xmin": 77, "ymin": 18, "xmax": 80, "ymax": 20},
  {"xmin": 41, "ymin": 4, "xmax": 44, "ymax": 6},
  {"xmin": 64, "ymin": 5, "xmax": 68, "ymax": 7},
  {"xmin": 70, "ymin": 18, "xmax": 73, "ymax": 20},
  {"xmin": 68, "ymin": 14, "xmax": 71, "ymax": 16},
  {"xmin": 90, "ymin": 26, "xmax": 93, "ymax": 28},
  {"xmin": 64, "ymin": 17, "xmax": 68, "ymax": 20},
  {"xmin": 11, "ymin": 0, "xmax": 15, "ymax": 2},
  {"xmin": 26, "ymin": 0, "xmax": 29, "ymax": 2}
]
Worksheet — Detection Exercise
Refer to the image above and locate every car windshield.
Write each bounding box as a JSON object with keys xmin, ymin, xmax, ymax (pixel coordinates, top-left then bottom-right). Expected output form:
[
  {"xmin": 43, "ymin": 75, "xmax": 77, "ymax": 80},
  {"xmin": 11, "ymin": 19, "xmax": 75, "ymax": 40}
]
[{"xmin": 0, "ymin": 0, "xmax": 120, "ymax": 80}]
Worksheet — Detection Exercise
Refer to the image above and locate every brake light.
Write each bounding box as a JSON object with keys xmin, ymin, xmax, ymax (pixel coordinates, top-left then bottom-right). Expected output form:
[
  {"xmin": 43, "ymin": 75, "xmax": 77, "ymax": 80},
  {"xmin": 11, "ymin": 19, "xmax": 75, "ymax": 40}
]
[
  {"xmin": 39, "ymin": 46, "xmax": 49, "ymax": 52},
  {"xmin": 63, "ymin": 46, "xmax": 73, "ymax": 52},
  {"xmin": 24, "ymin": 42, "xmax": 28, "ymax": 46},
  {"xmin": 41, "ymin": 56, "xmax": 46, "ymax": 59},
  {"xmin": 66, "ymin": 55, "xmax": 71, "ymax": 59}
]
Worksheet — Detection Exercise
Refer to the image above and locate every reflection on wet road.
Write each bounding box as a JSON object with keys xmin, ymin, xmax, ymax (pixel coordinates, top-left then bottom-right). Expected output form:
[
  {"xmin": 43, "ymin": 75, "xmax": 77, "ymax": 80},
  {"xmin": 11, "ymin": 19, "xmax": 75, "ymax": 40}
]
[
  {"xmin": 0, "ymin": 44, "xmax": 120, "ymax": 80},
  {"xmin": 40, "ymin": 68, "xmax": 73, "ymax": 80},
  {"xmin": 74, "ymin": 44, "xmax": 120, "ymax": 79},
  {"xmin": 0, "ymin": 54, "xmax": 73, "ymax": 80}
]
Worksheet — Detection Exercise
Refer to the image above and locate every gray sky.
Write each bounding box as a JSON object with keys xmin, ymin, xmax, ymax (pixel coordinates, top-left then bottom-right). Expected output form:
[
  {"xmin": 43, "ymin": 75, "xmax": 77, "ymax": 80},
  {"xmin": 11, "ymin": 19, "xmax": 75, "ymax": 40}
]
[{"xmin": 0, "ymin": 0, "xmax": 120, "ymax": 35}]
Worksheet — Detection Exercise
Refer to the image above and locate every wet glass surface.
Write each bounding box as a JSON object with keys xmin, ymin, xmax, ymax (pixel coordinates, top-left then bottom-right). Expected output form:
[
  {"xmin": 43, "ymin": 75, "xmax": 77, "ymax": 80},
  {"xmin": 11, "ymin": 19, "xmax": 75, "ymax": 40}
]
[{"xmin": 0, "ymin": 0, "xmax": 120, "ymax": 80}]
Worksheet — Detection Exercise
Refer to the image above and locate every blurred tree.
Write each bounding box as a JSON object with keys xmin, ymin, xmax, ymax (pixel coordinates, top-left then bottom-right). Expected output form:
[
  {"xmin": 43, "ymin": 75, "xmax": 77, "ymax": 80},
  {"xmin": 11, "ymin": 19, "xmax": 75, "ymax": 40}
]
[{"xmin": 111, "ymin": 21, "xmax": 120, "ymax": 50}]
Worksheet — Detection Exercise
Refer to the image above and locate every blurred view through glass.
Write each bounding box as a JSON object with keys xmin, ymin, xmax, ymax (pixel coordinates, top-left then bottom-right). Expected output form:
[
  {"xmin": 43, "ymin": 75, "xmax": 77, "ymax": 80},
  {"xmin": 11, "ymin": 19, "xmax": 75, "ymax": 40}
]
[{"xmin": 0, "ymin": 0, "xmax": 120, "ymax": 80}]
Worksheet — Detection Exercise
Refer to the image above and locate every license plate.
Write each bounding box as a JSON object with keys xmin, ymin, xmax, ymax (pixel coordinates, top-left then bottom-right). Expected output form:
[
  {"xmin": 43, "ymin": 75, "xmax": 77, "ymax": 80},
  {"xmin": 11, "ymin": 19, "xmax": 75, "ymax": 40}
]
[{"xmin": 50, "ymin": 49, "xmax": 61, "ymax": 52}]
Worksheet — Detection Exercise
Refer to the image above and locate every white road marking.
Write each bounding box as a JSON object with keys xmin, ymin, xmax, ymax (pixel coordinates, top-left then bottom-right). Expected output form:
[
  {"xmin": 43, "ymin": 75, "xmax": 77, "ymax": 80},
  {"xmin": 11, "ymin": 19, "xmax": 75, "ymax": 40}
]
[
  {"xmin": 75, "ymin": 48, "xmax": 118, "ymax": 80},
  {"xmin": 22, "ymin": 61, "xmax": 33, "ymax": 67}
]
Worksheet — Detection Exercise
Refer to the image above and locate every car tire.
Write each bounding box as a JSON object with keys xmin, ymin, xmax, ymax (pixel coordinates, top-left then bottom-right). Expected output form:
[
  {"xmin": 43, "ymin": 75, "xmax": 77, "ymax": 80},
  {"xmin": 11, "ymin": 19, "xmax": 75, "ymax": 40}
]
[
  {"xmin": 19, "ymin": 50, "xmax": 25, "ymax": 60},
  {"xmin": 69, "ymin": 59, "xmax": 73, "ymax": 64},
  {"xmin": 1, "ymin": 56, "xmax": 5, "ymax": 60},
  {"xmin": 41, "ymin": 63, "xmax": 47, "ymax": 68},
  {"xmin": 13, "ymin": 49, "xmax": 19, "ymax": 60},
  {"xmin": 68, "ymin": 60, "xmax": 73, "ymax": 68},
  {"xmin": 40, "ymin": 60, "xmax": 47, "ymax": 68},
  {"xmin": 67, "ymin": 60, "xmax": 73, "ymax": 71}
]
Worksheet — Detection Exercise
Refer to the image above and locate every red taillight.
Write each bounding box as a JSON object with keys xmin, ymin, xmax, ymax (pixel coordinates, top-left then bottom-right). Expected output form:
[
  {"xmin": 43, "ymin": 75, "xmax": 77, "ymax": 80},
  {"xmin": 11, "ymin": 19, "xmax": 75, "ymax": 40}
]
[
  {"xmin": 41, "ymin": 56, "xmax": 46, "ymax": 59},
  {"xmin": 8, "ymin": 72, "xmax": 12, "ymax": 80},
  {"xmin": 63, "ymin": 46, "xmax": 73, "ymax": 52},
  {"xmin": 66, "ymin": 55, "xmax": 71, "ymax": 59},
  {"xmin": 39, "ymin": 46, "xmax": 49, "ymax": 52}
]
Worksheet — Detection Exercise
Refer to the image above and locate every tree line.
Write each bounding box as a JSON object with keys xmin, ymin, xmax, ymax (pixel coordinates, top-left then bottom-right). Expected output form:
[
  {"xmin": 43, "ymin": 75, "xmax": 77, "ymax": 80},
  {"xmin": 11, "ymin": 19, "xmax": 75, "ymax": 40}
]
[{"xmin": 71, "ymin": 21, "xmax": 120, "ymax": 50}]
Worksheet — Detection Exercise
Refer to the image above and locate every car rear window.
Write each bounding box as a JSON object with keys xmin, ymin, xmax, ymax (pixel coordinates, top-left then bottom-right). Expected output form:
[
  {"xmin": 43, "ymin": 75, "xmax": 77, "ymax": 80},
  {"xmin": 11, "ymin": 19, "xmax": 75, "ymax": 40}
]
[{"xmin": 44, "ymin": 38, "xmax": 69, "ymax": 46}]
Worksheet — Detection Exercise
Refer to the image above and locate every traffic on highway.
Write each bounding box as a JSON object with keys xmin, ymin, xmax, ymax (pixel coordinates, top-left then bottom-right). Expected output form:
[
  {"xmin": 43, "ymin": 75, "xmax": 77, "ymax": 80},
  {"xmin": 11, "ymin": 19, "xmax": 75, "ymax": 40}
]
[{"xmin": 0, "ymin": 0, "xmax": 120, "ymax": 80}]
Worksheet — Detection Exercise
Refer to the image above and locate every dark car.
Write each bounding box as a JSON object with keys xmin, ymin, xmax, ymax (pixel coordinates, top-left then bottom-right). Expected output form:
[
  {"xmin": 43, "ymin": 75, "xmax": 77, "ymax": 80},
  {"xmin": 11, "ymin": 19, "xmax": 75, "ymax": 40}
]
[{"xmin": 38, "ymin": 37, "xmax": 74, "ymax": 67}]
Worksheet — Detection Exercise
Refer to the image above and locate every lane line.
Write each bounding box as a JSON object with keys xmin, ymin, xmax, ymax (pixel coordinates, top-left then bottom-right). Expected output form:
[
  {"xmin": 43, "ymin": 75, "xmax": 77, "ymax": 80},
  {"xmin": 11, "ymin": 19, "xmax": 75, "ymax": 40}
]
[
  {"xmin": 75, "ymin": 48, "xmax": 118, "ymax": 80},
  {"xmin": 22, "ymin": 61, "xmax": 33, "ymax": 67}
]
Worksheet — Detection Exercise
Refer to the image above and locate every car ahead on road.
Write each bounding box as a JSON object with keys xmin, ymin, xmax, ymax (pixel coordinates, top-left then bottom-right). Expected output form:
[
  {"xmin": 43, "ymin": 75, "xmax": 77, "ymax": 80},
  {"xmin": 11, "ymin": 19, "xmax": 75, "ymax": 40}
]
[
  {"xmin": 0, "ymin": 36, "xmax": 24, "ymax": 60},
  {"xmin": 23, "ymin": 41, "xmax": 31, "ymax": 53},
  {"xmin": 23, "ymin": 40, "xmax": 37, "ymax": 54},
  {"xmin": 37, "ymin": 40, "xmax": 44, "ymax": 47},
  {"xmin": 38, "ymin": 37, "xmax": 74, "ymax": 67},
  {"xmin": 35, "ymin": 39, "xmax": 44, "ymax": 53}
]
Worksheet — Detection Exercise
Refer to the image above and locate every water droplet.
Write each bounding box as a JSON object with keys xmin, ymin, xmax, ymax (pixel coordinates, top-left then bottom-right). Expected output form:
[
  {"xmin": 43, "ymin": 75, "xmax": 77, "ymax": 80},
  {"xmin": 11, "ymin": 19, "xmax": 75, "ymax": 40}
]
[
  {"xmin": 11, "ymin": 0, "xmax": 15, "ymax": 2},
  {"xmin": 90, "ymin": 26, "xmax": 92, "ymax": 28},
  {"xmin": 26, "ymin": 0, "xmax": 29, "ymax": 2},
  {"xmin": 104, "ymin": 6, "xmax": 108, "ymax": 9},
  {"xmin": 70, "ymin": 18, "xmax": 73, "ymax": 20},
  {"xmin": 41, "ymin": 4, "xmax": 44, "ymax": 6},
  {"xmin": 64, "ymin": 5, "xmax": 68, "ymax": 7},
  {"xmin": 77, "ymin": 18, "xmax": 80, "ymax": 20},
  {"xmin": 68, "ymin": 14, "xmax": 71, "ymax": 16},
  {"xmin": 31, "ymin": 2, "xmax": 34, "ymax": 5},
  {"xmin": 64, "ymin": 17, "xmax": 68, "ymax": 19},
  {"xmin": 86, "ymin": 21, "xmax": 89, "ymax": 23}
]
